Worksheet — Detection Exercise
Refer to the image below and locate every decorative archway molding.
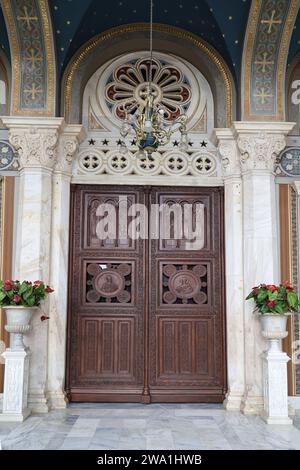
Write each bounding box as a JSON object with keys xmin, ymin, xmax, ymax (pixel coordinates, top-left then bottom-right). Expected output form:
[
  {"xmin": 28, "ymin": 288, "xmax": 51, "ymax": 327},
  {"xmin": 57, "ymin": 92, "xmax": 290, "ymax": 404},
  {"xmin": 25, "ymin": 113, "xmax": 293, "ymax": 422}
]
[
  {"xmin": 1, "ymin": 0, "xmax": 56, "ymax": 116},
  {"xmin": 241, "ymin": 0, "xmax": 299, "ymax": 121},
  {"xmin": 62, "ymin": 23, "xmax": 236, "ymax": 128}
]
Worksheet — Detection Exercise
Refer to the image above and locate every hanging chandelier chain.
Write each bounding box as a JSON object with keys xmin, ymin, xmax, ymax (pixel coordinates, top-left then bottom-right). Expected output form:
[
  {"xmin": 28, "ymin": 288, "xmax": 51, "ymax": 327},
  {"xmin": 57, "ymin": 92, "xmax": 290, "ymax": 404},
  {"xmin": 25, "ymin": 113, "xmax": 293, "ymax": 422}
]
[
  {"xmin": 118, "ymin": 0, "xmax": 189, "ymax": 157},
  {"xmin": 149, "ymin": 0, "xmax": 153, "ymax": 90}
]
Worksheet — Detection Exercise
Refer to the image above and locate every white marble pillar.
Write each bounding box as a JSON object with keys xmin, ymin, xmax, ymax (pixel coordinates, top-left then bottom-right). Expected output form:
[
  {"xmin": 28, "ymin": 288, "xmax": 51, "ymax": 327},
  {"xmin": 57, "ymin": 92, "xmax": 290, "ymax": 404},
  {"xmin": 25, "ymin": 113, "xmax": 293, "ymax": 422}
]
[
  {"xmin": 46, "ymin": 125, "xmax": 85, "ymax": 409},
  {"xmin": 0, "ymin": 116, "xmax": 64, "ymax": 413},
  {"xmin": 0, "ymin": 349, "xmax": 30, "ymax": 422},
  {"xmin": 234, "ymin": 121, "xmax": 294, "ymax": 415},
  {"xmin": 212, "ymin": 128, "xmax": 245, "ymax": 410}
]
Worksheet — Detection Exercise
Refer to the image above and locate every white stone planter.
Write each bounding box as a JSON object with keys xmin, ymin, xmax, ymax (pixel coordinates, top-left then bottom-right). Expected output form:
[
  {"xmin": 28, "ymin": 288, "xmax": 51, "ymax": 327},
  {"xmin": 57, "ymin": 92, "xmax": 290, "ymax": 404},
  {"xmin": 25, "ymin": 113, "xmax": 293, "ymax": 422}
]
[
  {"xmin": 3, "ymin": 306, "xmax": 38, "ymax": 350},
  {"xmin": 0, "ymin": 306, "xmax": 39, "ymax": 422},
  {"xmin": 260, "ymin": 313, "xmax": 289, "ymax": 351},
  {"xmin": 259, "ymin": 313, "xmax": 292, "ymax": 425}
]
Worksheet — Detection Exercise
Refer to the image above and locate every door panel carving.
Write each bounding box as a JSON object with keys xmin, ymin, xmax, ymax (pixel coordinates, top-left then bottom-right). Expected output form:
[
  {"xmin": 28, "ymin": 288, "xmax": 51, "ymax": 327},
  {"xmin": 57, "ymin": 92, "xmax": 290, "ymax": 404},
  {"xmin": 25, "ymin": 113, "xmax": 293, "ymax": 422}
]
[{"xmin": 66, "ymin": 185, "xmax": 226, "ymax": 402}]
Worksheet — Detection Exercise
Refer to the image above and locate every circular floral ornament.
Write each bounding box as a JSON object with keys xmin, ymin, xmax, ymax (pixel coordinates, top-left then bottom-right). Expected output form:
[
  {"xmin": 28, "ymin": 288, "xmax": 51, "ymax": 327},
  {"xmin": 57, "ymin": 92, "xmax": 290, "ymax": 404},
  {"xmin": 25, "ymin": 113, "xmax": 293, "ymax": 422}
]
[
  {"xmin": 0, "ymin": 141, "xmax": 19, "ymax": 170},
  {"xmin": 278, "ymin": 147, "xmax": 300, "ymax": 177},
  {"xmin": 105, "ymin": 57, "xmax": 192, "ymax": 123}
]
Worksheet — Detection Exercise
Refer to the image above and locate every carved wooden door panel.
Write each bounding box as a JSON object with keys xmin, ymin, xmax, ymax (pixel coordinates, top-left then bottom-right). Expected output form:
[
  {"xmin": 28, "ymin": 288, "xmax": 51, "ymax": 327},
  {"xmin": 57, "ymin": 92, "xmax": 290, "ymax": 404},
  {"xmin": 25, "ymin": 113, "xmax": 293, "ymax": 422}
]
[
  {"xmin": 148, "ymin": 187, "xmax": 226, "ymax": 402},
  {"xmin": 66, "ymin": 185, "xmax": 226, "ymax": 402},
  {"xmin": 67, "ymin": 186, "xmax": 146, "ymax": 402}
]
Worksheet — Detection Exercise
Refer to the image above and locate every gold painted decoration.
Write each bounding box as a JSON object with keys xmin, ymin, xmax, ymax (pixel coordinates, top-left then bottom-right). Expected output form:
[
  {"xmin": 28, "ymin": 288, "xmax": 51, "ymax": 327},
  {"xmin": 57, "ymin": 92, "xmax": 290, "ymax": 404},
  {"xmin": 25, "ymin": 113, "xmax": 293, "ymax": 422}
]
[
  {"xmin": 243, "ymin": 0, "xmax": 299, "ymax": 120},
  {"xmin": 1, "ymin": 0, "xmax": 55, "ymax": 115}
]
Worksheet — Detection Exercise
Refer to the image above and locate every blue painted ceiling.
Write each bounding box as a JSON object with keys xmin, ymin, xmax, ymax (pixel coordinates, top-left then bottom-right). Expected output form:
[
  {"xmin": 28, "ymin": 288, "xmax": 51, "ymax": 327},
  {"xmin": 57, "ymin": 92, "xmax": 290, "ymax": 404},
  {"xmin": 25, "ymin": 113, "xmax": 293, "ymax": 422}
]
[
  {"xmin": 0, "ymin": 0, "xmax": 251, "ymax": 82},
  {"xmin": 49, "ymin": 0, "xmax": 251, "ymax": 82}
]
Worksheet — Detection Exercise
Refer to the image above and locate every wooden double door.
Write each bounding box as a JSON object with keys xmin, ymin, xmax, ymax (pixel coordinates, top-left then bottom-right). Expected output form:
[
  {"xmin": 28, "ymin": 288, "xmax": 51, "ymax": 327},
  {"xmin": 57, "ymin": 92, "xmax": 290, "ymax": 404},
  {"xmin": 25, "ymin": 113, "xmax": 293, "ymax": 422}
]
[{"xmin": 66, "ymin": 185, "xmax": 226, "ymax": 402}]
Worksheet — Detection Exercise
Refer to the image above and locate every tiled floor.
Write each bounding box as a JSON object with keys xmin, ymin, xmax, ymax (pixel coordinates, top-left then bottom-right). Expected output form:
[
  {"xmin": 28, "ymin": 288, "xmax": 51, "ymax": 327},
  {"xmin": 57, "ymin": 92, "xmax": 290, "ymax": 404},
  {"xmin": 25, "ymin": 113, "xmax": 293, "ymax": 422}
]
[{"xmin": 1, "ymin": 404, "xmax": 300, "ymax": 450}]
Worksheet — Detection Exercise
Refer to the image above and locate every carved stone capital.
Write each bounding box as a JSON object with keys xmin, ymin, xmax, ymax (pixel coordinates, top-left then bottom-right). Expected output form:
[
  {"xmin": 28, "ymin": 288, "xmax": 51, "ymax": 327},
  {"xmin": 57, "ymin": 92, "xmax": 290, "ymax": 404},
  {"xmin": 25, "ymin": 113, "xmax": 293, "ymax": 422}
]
[
  {"xmin": 233, "ymin": 122, "xmax": 295, "ymax": 173},
  {"xmin": 55, "ymin": 125, "xmax": 86, "ymax": 175},
  {"xmin": 0, "ymin": 117, "xmax": 65, "ymax": 170},
  {"xmin": 9, "ymin": 128, "xmax": 59, "ymax": 170},
  {"xmin": 211, "ymin": 128, "xmax": 241, "ymax": 178},
  {"xmin": 237, "ymin": 132, "xmax": 286, "ymax": 172}
]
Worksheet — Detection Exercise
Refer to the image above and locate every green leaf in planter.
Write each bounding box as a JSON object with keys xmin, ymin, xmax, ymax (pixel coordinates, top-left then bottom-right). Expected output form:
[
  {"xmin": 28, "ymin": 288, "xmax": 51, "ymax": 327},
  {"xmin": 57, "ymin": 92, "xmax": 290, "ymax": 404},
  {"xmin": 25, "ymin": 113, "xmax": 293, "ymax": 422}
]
[
  {"xmin": 246, "ymin": 292, "xmax": 254, "ymax": 300},
  {"xmin": 260, "ymin": 304, "xmax": 270, "ymax": 314},
  {"xmin": 0, "ymin": 291, "xmax": 7, "ymax": 301},
  {"xmin": 6, "ymin": 290, "xmax": 14, "ymax": 299},
  {"xmin": 23, "ymin": 289, "xmax": 34, "ymax": 302},
  {"xmin": 257, "ymin": 291, "xmax": 268, "ymax": 302},
  {"xmin": 287, "ymin": 291, "xmax": 299, "ymax": 310},
  {"xmin": 19, "ymin": 282, "xmax": 29, "ymax": 295},
  {"xmin": 274, "ymin": 302, "xmax": 285, "ymax": 314},
  {"xmin": 26, "ymin": 296, "xmax": 36, "ymax": 307},
  {"xmin": 268, "ymin": 291, "xmax": 279, "ymax": 300}
]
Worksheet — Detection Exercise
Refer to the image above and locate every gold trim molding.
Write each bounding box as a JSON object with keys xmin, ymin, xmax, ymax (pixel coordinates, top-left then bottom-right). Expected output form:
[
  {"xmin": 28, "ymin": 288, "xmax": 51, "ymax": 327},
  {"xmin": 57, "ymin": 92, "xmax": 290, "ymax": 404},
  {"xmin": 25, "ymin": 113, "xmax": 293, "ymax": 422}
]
[
  {"xmin": 243, "ymin": 0, "xmax": 300, "ymax": 121},
  {"xmin": 63, "ymin": 23, "xmax": 234, "ymax": 126},
  {"xmin": 1, "ymin": 0, "xmax": 55, "ymax": 116}
]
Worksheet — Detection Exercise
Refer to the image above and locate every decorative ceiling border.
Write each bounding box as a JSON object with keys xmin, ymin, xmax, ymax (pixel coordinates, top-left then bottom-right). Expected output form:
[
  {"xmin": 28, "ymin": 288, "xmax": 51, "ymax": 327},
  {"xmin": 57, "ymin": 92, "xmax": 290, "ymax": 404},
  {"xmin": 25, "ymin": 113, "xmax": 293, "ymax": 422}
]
[
  {"xmin": 242, "ymin": 0, "xmax": 300, "ymax": 121},
  {"xmin": 62, "ymin": 23, "xmax": 234, "ymax": 127},
  {"xmin": 1, "ymin": 0, "xmax": 55, "ymax": 116}
]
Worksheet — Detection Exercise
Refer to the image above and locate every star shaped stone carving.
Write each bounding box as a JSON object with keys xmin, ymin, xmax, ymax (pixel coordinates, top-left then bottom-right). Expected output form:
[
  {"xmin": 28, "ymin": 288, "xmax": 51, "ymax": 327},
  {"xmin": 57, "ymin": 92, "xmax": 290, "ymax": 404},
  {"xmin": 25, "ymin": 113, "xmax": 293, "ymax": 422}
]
[
  {"xmin": 88, "ymin": 138, "xmax": 96, "ymax": 145},
  {"xmin": 200, "ymin": 140, "xmax": 208, "ymax": 147},
  {"xmin": 102, "ymin": 139, "xmax": 109, "ymax": 145}
]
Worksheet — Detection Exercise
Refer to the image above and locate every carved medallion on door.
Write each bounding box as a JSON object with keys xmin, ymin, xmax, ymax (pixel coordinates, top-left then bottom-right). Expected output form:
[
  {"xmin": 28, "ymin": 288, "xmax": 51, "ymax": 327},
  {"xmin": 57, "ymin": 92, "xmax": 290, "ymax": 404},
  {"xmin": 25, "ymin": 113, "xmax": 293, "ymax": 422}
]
[{"xmin": 66, "ymin": 185, "xmax": 226, "ymax": 402}]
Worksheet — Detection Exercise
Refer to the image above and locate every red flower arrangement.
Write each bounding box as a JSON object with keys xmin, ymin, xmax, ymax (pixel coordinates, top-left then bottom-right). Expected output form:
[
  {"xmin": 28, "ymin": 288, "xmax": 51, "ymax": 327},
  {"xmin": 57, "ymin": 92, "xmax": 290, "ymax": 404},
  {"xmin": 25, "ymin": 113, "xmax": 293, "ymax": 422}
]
[
  {"xmin": 0, "ymin": 280, "xmax": 54, "ymax": 320},
  {"xmin": 246, "ymin": 281, "xmax": 300, "ymax": 314}
]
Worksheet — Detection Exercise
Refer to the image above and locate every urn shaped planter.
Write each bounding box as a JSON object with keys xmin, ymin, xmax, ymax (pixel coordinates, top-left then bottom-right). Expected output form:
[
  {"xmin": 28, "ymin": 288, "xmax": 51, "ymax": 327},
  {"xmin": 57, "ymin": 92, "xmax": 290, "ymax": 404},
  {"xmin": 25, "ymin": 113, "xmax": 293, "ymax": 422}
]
[
  {"xmin": 3, "ymin": 306, "xmax": 38, "ymax": 350},
  {"xmin": 259, "ymin": 313, "xmax": 289, "ymax": 351}
]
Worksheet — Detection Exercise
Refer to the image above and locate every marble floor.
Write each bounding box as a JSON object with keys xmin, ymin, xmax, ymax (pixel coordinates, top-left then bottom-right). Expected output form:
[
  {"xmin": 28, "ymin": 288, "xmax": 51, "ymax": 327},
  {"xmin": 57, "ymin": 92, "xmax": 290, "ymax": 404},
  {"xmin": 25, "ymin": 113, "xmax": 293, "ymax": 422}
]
[{"xmin": 0, "ymin": 404, "xmax": 300, "ymax": 450}]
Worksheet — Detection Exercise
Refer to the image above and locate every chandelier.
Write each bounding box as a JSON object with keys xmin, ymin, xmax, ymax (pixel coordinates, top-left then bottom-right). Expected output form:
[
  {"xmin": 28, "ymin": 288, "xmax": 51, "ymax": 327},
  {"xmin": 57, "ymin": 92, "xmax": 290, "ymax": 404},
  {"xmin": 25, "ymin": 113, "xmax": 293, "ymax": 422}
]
[{"xmin": 119, "ymin": 1, "xmax": 189, "ymax": 157}]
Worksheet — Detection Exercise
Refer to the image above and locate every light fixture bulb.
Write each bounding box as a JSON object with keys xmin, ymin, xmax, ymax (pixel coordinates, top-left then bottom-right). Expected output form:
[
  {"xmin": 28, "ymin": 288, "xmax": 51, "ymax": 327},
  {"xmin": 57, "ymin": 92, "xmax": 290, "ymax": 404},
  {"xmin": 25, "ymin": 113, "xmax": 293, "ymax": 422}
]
[{"xmin": 144, "ymin": 119, "xmax": 153, "ymax": 132}]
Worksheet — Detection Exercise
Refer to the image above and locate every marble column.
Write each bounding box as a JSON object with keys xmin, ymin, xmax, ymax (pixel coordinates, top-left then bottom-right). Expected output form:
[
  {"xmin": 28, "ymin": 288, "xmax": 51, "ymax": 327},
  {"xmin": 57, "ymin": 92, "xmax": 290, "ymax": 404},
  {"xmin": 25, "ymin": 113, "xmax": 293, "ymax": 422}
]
[
  {"xmin": 0, "ymin": 116, "xmax": 64, "ymax": 413},
  {"xmin": 234, "ymin": 121, "xmax": 294, "ymax": 415},
  {"xmin": 212, "ymin": 128, "xmax": 245, "ymax": 410},
  {"xmin": 46, "ymin": 125, "xmax": 85, "ymax": 409}
]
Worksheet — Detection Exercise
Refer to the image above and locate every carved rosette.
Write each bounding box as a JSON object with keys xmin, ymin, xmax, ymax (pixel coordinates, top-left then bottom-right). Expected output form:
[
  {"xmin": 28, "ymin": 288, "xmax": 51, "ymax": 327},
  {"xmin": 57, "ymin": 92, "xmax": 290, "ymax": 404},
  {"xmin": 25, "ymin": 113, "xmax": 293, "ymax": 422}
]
[
  {"xmin": 218, "ymin": 140, "xmax": 241, "ymax": 177},
  {"xmin": 237, "ymin": 132, "xmax": 286, "ymax": 172},
  {"xmin": 86, "ymin": 262, "xmax": 132, "ymax": 304},
  {"xmin": 55, "ymin": 135, "xmax": 79, "ymax": 174},
  {"xmin": 9, "ymin": 128, "xmax": 59, "ymax": 170},
  {"xmin": 162, "ymin": 263, "xmax": 208, "ymax": 305}
]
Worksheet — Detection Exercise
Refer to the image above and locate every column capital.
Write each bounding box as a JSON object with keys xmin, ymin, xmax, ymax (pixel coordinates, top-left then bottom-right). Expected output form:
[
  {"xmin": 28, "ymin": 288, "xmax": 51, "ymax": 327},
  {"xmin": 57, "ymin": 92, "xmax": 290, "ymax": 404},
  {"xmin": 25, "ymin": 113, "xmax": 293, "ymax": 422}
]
[
  {"xmin": 0, "ymin": 117, "xmax": 65, "ymax": 170},
  {"xmin": 55, "ymin": 124, "xmax": 86, "ymax": 175},
  {"xmin": 233, "ymin": 121, "xmax": 295, "ymax": 173},
  {"xmin": 211, "ymin": 128, "xmax": 241, "ymax": 178},
  {"xmin": 292, "ymin": 181, "xmax": 300, "ymax": 196}
]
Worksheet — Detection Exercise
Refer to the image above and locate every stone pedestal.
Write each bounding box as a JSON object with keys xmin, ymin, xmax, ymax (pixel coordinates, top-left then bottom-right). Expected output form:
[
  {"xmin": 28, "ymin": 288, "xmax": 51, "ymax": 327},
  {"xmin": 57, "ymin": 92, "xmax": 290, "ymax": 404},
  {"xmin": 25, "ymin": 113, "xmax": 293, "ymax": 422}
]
[
  {"xmin": 262, "ymin": 347, "xmax": 292, "ymax": 424},
  {"xmin": 0, "ymin": 349, "xmax": 31, "ymax": 422}
]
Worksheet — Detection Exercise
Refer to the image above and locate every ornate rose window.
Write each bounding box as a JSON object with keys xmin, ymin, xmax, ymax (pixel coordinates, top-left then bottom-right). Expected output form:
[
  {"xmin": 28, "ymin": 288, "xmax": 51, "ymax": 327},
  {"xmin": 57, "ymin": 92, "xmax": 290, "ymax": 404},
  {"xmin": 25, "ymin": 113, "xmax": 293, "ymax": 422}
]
[
  {"xmin": 105, "ymin": 57, "xmax": 192, "ymax": 123},
  {"xmin": 83, "ymin": 51, "xmax": 214, "ymax": 134}
]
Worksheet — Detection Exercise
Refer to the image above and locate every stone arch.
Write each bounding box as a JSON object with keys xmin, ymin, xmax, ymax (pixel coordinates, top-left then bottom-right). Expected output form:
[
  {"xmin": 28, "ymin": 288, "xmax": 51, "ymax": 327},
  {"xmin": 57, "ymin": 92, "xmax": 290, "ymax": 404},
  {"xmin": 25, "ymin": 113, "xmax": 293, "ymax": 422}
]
[
  {"xmin": 241, "ymin": 0, "xmax": 299, "ymax": 120},
  {"xmin": 1, "ymin": 0, "xmax": 56, "ymax": 116},
  {"xmin": 61, "ymin": 23, "xmax": 236, "ymax": 128}
]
